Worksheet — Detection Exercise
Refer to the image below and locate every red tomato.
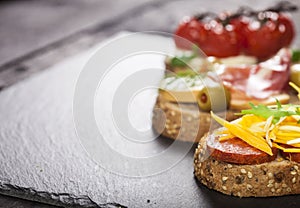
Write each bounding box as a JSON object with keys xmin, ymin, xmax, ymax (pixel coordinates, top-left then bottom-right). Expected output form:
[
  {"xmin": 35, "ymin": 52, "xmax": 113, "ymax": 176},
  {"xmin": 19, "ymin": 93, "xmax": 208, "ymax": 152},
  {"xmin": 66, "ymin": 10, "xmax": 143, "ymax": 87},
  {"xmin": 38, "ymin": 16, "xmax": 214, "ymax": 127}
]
[
  {"xmin": 242, "ymin": 13, "xmax": 295, "ymax": 60},
  {"xmin": 174, "ymin": 17, "xmax": 241, "ymax": 57},
  {"xmin": 278, "ymin": 14, "xmax": 295, "ymax": 47},
  {"xmin": 174, "ymin": 18, "xmax": 203, "ymax": 50},
  {"xmin": 174, "ymin": 12, "xmax": 295, "ymax": 60}
]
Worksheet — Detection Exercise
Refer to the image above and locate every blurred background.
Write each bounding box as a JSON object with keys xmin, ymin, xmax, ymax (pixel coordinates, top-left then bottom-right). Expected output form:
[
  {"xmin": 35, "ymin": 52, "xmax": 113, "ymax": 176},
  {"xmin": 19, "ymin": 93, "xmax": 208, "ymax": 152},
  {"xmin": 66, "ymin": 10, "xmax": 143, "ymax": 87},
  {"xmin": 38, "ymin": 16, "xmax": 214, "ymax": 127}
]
[{"xmin": 1, "ymin": 0, "xmax": 299, "ymax": 91}]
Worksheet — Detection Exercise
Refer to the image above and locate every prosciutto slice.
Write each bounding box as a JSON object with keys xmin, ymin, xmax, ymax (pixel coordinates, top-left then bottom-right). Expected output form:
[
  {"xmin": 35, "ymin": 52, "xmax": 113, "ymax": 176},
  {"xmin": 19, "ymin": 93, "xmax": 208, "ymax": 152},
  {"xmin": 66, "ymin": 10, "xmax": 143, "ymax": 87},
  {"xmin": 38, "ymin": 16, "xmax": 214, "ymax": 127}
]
[{"xmin": 219, "ymin": 49, "xmax": 291, "ymax": 99}]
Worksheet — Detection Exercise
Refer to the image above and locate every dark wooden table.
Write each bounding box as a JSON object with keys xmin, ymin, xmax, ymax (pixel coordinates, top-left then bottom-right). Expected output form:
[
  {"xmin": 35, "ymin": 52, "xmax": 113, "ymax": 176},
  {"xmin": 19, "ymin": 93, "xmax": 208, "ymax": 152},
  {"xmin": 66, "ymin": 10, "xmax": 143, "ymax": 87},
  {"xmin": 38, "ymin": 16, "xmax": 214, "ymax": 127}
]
[{"xmin": 1, "ymin": 0, "xmax": 300, "ymax": 207}]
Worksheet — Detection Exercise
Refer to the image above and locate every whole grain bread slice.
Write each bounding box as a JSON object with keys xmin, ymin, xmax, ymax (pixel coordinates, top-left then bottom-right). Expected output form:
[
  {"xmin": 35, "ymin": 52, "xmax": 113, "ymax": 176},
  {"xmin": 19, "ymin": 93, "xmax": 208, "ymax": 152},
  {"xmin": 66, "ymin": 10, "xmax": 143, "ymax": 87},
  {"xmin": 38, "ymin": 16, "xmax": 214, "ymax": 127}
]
[
  {"xmin": 152, "ymin": 95, "xmax": 237, "ymax": 142},
  {"xmin": 194, "ymin": 133, "xmax": 300, "ymax": 197}
]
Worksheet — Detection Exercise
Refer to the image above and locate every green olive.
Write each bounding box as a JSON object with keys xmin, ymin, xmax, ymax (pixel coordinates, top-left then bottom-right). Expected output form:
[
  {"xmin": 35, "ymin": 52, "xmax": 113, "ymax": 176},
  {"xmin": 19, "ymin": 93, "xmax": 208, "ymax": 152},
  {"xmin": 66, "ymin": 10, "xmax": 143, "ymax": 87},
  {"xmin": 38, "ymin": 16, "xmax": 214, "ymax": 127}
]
[
  {"xmin": 197, "ymin": 85, "xmax": 231, "ymax": 112},
  {"xmin": 291, "ymin": 64, "xmax": 300, "ymax": 87}
]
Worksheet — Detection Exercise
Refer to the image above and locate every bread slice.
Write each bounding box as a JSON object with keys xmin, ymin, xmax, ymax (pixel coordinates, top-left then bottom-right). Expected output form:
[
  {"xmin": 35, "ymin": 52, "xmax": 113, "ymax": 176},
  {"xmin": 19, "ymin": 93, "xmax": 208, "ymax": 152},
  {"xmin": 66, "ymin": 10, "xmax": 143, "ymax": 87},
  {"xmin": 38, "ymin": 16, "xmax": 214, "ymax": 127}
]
[
  {"xmin": 194, "ymin": 133, "xmax": 300, "ymax": 197},
  {"xmin": 152, "ymin": 95, "xmax": 238, "ymax": 142},
  {"xmin": 230, "ymin": 93, "xmax": 290, "ymax": 110}
]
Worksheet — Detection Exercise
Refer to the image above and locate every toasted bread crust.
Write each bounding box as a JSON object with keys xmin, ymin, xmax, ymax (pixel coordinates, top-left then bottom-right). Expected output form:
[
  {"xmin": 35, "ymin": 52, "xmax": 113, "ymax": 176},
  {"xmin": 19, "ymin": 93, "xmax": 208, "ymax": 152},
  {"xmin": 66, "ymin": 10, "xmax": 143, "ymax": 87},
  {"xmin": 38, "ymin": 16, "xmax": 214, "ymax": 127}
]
[
  {"xmin": 152, "ymin": 95, "xmax": 237, "ymax": 142},
  {"xmin": 194, "ymin": 133, "xmax": 300, "ymax": 197},
  {"xmin": 230, "ymin": 93, "xmax": 290, "ymax": 110}
]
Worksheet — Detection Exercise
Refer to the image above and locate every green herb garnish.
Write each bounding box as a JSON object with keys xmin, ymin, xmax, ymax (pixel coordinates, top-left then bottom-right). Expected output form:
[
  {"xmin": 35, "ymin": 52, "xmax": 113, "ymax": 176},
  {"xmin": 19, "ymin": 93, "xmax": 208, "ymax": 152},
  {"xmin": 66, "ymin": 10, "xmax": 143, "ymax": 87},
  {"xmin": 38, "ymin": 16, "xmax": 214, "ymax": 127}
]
[
  {"xmin": 175, "ymin": 69, "xmax": 198, "ymax": 77},
  {"xmin": 170, "ymin": 45, "xmax": 200, "ymax": 67},
  {"xmin": 292, "ymin": 49, "xmax": 300, "ymax": 63},
  {"xmin": 170, "ymin": 54, "xmax": 197, "ymax": 67},
  {"xmin": 238, "ymin": 100, "xmax": 300, "ymax": 124}
]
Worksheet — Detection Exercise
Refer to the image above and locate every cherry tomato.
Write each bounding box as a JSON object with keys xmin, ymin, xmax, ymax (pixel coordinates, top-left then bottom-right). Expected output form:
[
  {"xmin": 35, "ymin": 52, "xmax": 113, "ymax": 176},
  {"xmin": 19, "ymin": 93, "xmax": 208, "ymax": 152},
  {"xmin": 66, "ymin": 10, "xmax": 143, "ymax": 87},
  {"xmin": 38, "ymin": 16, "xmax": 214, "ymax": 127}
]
[
  {"xmin": 174, "ymin": 12, "xmax": 295, "ymax": 60},
  {"xmin": 174, "ymin": 17, "xmax": 241, "ymax": 57},
  {"xmin": 242, "ymin": 13, "xmax": 295, "ymax": 60},
  {"xmin": 174, "ymin": 18, "xmax": 203, "ymax": 50},
  {"xmin": 278, "ymin": 14, "xmax": 295, "ymax": 47}
]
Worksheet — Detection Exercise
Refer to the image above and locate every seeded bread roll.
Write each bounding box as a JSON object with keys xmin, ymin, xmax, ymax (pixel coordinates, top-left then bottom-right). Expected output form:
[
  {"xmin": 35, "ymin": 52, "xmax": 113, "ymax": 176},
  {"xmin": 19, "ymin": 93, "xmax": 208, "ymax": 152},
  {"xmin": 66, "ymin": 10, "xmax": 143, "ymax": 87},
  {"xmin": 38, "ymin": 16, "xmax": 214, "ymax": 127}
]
[
  {"xmin": 194, "ymin": 133, "xmax": 300, "ymax": 197},
  {"xmin": 152, "ymin": 95, "xmax": 238, "ymax": 142}
]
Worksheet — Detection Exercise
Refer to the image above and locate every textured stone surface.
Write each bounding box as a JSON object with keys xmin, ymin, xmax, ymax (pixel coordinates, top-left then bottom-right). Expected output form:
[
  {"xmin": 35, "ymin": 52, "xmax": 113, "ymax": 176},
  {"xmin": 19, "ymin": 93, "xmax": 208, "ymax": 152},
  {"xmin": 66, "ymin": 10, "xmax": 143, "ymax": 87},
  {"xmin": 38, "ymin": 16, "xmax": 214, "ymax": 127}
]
[
  {"xmin": 0, "ymin": 194, "xmax": 60, "ymax": 208},
  {"xmin": 0, "ymin": 33, "xmax": 300, "ymax": 208},
  {"xmin": 0, "ymin": 0, "xmax": 163, "ymax": 66}
]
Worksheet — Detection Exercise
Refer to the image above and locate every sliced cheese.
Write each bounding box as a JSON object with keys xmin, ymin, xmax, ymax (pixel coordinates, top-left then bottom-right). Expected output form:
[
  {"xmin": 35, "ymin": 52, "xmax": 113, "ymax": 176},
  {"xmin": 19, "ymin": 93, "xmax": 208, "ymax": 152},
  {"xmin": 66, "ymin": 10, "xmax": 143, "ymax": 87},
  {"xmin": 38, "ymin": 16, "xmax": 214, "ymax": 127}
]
[
  {"xmin": 211, "ymin": 112, "xmax": 273, "ymax": 155},
  {"xmin": 273, "ymin": 143, "xmax": 300, "ymax": 153},
  {"xmin": 159, "ymin": 88, "xmax": 199, "ymax": 103},
  {"xmin": 287, "ymin": 138, "xmax": 300, "ymax": 145}
]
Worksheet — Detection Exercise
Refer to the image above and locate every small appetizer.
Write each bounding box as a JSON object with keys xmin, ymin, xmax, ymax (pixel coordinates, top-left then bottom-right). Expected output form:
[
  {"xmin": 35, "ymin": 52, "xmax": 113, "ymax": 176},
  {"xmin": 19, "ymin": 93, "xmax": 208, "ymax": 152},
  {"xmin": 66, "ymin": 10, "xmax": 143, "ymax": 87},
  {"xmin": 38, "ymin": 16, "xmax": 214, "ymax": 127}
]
[
  {"xmin": 153, "ymin": 72, "xmax": 234, "ymax": 142},
  {"xmin": 152, "ymin": 2, "xmax": 298, "ymax": 142},
  {"xmin": 194, "ymin": 83, "xmax": 300, "ymax": 197},
  {"xmin": 170, "ymin": 1, "xmax": 298, "ymax": 109}
]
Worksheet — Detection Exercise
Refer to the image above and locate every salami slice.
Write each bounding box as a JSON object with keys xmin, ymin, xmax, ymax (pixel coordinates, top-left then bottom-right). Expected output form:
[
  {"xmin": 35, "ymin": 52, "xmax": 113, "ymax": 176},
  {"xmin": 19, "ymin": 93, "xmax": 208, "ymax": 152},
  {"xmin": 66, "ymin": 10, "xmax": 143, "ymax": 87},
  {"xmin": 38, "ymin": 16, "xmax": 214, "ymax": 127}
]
[
  {"xmin": 281, "ymin": 151, "xmax": 300, "ymax": 163},
  {"xmin": 207, "ymin": 134, "xmax": 278, "ymax": 165}
]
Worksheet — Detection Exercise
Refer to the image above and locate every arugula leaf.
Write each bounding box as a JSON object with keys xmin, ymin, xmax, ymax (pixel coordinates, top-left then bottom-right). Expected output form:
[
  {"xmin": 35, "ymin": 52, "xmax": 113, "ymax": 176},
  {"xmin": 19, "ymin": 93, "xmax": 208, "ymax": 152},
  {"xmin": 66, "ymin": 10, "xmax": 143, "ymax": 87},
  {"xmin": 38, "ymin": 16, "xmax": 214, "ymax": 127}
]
[
  {"xmin": 276, "ymin": 99, "xmax": 282, "ymax": 109},
  {"xmin": 239, "ymin": 102, "xmax": 300, "ymax": 124}
]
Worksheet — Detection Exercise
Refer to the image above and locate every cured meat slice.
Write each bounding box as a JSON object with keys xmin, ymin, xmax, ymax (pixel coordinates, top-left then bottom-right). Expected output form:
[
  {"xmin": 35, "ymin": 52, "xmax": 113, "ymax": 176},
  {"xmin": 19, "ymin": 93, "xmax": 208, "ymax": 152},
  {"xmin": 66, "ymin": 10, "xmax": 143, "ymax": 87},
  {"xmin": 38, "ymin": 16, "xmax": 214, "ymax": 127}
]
[
  {"xmin": 207, "ymin": 134, "xmax": 278, "ymax": 165},
  {"xmin": 219, "ymin": 49, "xmax": 291, "ymax": 99},
  {"xmin": 280, "ymin": 145, "xmax": 300, "ymax": 163},
  {"xmin": 281, "ymin": 151, "xmax": 300, "ymax": 163}
]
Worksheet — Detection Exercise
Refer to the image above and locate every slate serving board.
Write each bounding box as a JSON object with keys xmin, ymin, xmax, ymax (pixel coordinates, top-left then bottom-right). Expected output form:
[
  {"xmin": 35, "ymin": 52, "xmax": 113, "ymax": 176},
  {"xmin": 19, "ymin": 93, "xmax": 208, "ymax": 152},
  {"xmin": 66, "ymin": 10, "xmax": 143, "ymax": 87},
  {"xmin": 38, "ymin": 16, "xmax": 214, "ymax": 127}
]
[{"xmin": 1, "ymin": 33, "xmax": 300, "ymax": 208}]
